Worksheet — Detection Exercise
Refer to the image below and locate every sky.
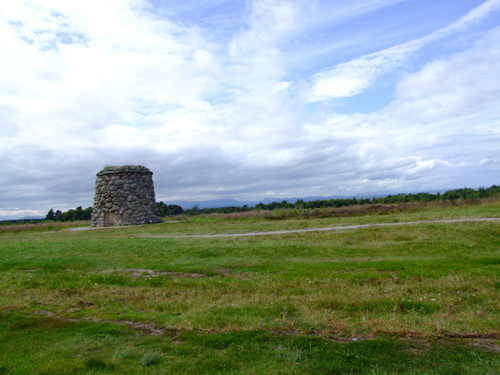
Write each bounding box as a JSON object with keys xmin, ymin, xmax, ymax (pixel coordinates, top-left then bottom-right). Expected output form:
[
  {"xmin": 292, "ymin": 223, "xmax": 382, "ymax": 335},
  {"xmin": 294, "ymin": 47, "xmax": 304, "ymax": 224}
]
[{"xmin": 0, "ymin": 0, "xmax": 499, "ymax": 219}]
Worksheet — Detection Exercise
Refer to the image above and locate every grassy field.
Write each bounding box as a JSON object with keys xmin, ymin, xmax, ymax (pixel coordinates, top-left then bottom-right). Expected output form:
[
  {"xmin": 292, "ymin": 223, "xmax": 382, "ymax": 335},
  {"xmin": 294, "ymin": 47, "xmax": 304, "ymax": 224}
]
[{"xmin": 1, "ymin": 199, "xmax": 500, "ymax": 374}]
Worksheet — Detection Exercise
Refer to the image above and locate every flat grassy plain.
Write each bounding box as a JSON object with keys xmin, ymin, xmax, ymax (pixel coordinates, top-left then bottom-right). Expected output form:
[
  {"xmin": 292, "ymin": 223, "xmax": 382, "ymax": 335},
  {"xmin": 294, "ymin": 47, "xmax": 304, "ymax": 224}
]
[{"xmin": 1, "ymin": 199, "xmax": 500, "ymax": 374}]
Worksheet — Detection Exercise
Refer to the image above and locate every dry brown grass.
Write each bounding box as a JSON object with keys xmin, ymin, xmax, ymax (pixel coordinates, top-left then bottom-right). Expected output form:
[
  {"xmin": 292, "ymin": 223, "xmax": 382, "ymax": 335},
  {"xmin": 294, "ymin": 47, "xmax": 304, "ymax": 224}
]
[
  {"xmin": 0, "ymin": 220, "xmax": 89, "ymax": 234},
  {"xmin": 200, "ymin": 198, "xmax": 500, "ymax": 221}
]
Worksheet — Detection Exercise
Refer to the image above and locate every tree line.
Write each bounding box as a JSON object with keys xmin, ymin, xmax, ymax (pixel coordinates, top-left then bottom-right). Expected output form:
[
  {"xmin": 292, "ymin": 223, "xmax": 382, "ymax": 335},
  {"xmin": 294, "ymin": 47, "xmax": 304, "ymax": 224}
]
[
  {"xmin": 183, "ymin": 185, "xmax": 500, "ymax": 215},
  {"xmin": 42, "ymin": 202, "xmax": 186, "ymax": 222},
  {"xmin": 252, "ymin": 186, "xmax": 500, "ymax": 211},
  {"xmin": 8, "ymin": 184, "xmax": 498, "ymax": 225},
  {"xmin": 157, "ymin": 202, "xmax": 184, "ymax": 216},
  {"xmin": 45, "ymin": 206, "xmax": 93, "ymax": 221}
]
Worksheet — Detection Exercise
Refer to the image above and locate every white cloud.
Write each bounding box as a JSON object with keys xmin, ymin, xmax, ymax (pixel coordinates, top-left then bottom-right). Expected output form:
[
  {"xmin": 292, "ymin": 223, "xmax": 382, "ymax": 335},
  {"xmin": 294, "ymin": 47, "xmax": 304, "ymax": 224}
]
[
  {"xmin": 303, "ymin": 25, "xmax": 500, "ymax": 189},
  {"xmin": 388, "ymin": 26, "xmax": 500, "ymax": 128},
  {"xmin": 308, "ymin": 0, "xmax": 500, "ymax": 102},
  {"xmin": 308, "ymin": 55, "xmax": 388, "ymax": 99},
  {"xmin": 0, "ymin": 0, "xmax": 499, "ymax": 218}
]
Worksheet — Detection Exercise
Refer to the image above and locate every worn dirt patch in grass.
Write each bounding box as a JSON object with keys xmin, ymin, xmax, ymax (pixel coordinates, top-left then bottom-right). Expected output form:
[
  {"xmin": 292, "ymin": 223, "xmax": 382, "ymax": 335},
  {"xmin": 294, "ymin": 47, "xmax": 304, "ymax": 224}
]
[
  {"xmin": 471, "ymin": 339, "xmax": 500, "ymax": 353},
  {"xmin": 98, "ymin": 268, "xmax": 210, "ymax": 278},
  {"xmin": 31, "ymin": 310, "xmax": 500, "ymax": 350}
]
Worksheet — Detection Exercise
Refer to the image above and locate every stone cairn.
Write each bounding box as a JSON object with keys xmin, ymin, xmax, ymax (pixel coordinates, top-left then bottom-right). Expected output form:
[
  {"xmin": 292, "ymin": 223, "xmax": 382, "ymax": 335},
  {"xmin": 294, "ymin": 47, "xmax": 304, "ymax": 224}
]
[{"xmin": 90, "ymin": 165, "xmax": 162, "ymax": 227}]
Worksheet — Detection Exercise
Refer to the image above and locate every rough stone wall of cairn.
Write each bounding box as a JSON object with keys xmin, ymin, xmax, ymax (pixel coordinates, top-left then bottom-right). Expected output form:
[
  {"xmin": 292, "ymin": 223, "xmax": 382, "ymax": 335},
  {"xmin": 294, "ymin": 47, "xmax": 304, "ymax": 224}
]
[{"xmin": 90, "ymin": 165, "xmax": 162, "ymax": 227}]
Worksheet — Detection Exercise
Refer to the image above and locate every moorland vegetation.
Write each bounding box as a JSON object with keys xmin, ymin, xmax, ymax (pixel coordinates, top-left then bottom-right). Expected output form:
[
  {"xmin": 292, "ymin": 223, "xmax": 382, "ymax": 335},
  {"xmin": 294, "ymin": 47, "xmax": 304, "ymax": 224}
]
[{"xmin": 0, "ymin": 195, "xmax": 499, "ymax": 373}]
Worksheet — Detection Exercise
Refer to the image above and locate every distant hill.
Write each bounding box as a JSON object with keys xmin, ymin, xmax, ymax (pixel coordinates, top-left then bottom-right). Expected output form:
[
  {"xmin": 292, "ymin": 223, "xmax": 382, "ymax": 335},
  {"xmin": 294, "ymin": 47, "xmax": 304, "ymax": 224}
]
[
  {"xmin": 162, "ymin": 190, "xmax": 432, "ymax": 210},
  {"xmin": 0, "ymin": 215, "xmax": 45, "ymax": 221}
]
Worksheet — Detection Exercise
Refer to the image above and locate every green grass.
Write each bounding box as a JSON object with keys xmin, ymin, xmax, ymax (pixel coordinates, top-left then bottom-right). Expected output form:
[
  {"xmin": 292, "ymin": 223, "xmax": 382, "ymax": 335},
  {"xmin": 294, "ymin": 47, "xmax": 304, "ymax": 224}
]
[
  {"xmin": 1, "ymin": 313, "xmax": 499, "ymax": 374},
  {"xmin": 0, "ymin": 199, "xmax": 499, "ymax": 373}
]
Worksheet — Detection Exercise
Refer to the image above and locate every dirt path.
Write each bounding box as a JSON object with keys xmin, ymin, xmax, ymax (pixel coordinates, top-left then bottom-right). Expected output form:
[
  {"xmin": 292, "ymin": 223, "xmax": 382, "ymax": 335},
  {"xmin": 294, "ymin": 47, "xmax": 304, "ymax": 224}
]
[
  {"xmin": 67, "ymin": 221, "xmax": 182, "ymax": 232},
  {"xmin": 141, "ymin": 218, "xmax": 500, "ymax": 238}
]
